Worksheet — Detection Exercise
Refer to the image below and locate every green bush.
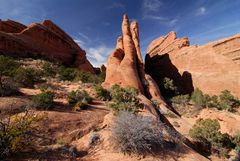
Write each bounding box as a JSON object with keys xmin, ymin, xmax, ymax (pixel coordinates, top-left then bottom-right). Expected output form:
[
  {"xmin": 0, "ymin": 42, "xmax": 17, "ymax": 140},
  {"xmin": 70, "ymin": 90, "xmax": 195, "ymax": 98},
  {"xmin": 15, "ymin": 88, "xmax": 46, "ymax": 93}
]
[
  {"xmin": 97, "ymin": 71, "xmax": 106, "ymax": 83},
  {"xmin": 191, "ymin": 88, "xmax": 207, "ymax": 107},
  {"xmin": 42, "ymin": 62, "xmax": 58, "ymax": 77},
  {"xmin": 218, "ymin": 90, "xmax": 240, "ymax": 112},
  {"xmin": 75, "ymin": 70, "xmax": 99, "ymax": 83},
  {"xmin": 157, "ymin": 77, "xmax": 179, "ymax": 98},
  {"xmin": 189, "ymin": 119, "xmax": 235, "ymax": 156},
  {"xmin": 67, "ymin": 90, "xmax": 92, "ymax": 110},
  {"xmin": 32, "ymin": 91, "xmax": 54, "ymax": 110},
  {"xmin": 109, "ymin": 85, "xmax": 143, "ymax": 113},
  {"xmin": 58, "ymin": 67, "xmax": 76, "ymax": 81},
  {"xmin": 94, "ymin": 84, "xmax": 111, "ymax": 101},
  {"xmin": 111, "ymin": 111, "xmax": 179, "ymax": 155},
  {"xmin": 0, "ymin": 111, "xmax": 44, "ymax": 159},
  {"xmin": 14, "ymin": 67, "xmax": 44, "ymax": 87}
]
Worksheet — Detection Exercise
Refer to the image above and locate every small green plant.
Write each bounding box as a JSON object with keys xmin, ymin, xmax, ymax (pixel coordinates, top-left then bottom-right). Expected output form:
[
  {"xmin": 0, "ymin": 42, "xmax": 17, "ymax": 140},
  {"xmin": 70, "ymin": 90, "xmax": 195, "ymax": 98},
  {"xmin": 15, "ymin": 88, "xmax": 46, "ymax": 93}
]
[
  {"xmin": 109, "ymin": 85, "xmax": 143, "ymax": 113},
  {"xmin": 32, "ymin": 91, "xmax": 54, "ymax": 110},
  {"xmin": 14, "ymin": 67, "xmax": 44, "ymax": 87},
  {"xmin": 0, "ymin": 111, "xmax": 44, "ymax": 159},
  {"xmin": 67, "ymin": 90, "xmax": 92, "ymax": 110},
  {"xmin": 94, "ymin": 84, "xmax": 111, "ymax": 101}
]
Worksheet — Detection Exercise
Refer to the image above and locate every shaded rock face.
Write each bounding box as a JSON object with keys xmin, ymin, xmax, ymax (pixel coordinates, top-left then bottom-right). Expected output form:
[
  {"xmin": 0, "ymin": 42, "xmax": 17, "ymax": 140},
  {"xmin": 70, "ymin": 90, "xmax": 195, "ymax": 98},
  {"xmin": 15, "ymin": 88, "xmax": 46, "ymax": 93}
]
[
  {"xmin": 146, "ymin": 32, "xmax": 240, "ymax": 97},
  {"xmin": 0, "ymin": 19, "xmax": 94, "ymax": 73},
  {"xmin": 103, "ymin": 15, "xmax": 171, "ymax": 112}
]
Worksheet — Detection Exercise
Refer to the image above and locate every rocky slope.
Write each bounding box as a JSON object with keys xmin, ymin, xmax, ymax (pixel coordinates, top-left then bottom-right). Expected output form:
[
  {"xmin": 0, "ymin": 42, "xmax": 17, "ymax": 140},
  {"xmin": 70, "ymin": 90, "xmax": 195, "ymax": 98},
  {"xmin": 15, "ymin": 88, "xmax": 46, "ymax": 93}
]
[
  {"xmin": 146, "ymin": 32, "xmax": 240, "ymax": 97},
  {"xmin": 0, "ymin": 19, "xmax": 94, "ymax": 73}
]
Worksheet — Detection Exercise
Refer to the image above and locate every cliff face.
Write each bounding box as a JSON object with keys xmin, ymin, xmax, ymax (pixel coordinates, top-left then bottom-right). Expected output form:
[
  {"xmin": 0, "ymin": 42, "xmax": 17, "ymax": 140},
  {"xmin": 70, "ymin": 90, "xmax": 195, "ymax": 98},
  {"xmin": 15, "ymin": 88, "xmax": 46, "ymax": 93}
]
[
  {"xmin": 0, "ymin": 19, "xmax": 94, "ymax": 73},
  {"xmin": 146, "ymin": 32, "xmax": 240, "ymax": 97}
]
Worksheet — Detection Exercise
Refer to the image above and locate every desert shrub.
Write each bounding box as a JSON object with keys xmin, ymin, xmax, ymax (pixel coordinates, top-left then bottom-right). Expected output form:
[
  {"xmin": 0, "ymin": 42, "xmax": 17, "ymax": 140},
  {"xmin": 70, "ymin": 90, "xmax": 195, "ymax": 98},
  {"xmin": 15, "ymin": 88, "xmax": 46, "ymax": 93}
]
[
  {"xmin": 206, "ymin": 95, "xmax": 219, "ymax": 108},
  {"xmin": 218, "ymin": 90, "xmax": 240, "ymax": 112},
  {"xmin": 0, "ymin": 78, "xmax": 19, "ymax": 97},
  {"xmin": 14, "ymin": 67, "xmax": 44, "ymax": 87},
  {"xmin": 67, "ymin": 90, "xmax": 92, "ymax": 111},
  {"xmin": 94, "ymin": 84, "xmax": 111, "ymax": 101},
  {"xmin": 58, "ymin": 67, "xmax": 76, "ymax": 81},
  {"xmin": 233, "ymin": 133, "xmax": 240, "ymax": 148},
  {"xmin": 191, "ymin": 88, "xmax": 207, "ymax": 107},
  {"xmin": 75, "ymin": 70, "xmax": 99, "ymax": 83},
  {"xmin": 0, "ymin": 111, "xmax": 44, "ymax": 159},
  {"xmin": 109, "ymin": 85, "xmax": 143, "ymax": 113},
  {"xmin": 32, "ymin": 91, "xmax": 54, "ymax": 110},
  {"xmin": 171, "ymin": 94, "xmax": 190, "ymax": 106},
  {"xmin": 42, "ymin": 62, "xmax": 58, "ymax": 77},
  {"xmin": 157, "ymin": 77, "xmax": 179, "ymax": 98},
  {"xmin": 111, "ymin": 111, "xmax": 178, "ymax": 155},
  {"xmin": 189, "ymin": 119, "xmax": 235, "ymax": 156},
  {"xmin": 97, "ymin": 71, "xmax": 106, "ymax": 83},
  {"xmin": 0, "ymin": 55, "xmax": 19, "ymax": 88}
]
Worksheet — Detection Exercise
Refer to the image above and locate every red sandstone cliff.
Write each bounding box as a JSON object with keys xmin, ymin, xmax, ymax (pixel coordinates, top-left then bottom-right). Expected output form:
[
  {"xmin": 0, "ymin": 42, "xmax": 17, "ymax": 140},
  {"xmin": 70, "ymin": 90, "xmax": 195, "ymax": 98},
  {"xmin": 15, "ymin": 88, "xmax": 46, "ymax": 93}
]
[
  {"xmin": 0, "ymin": 19, "xmax": 94, "ymax": 73},
  {"xmin": 146, "ymin": 32, "xmax": 240, "ymax": 97}
]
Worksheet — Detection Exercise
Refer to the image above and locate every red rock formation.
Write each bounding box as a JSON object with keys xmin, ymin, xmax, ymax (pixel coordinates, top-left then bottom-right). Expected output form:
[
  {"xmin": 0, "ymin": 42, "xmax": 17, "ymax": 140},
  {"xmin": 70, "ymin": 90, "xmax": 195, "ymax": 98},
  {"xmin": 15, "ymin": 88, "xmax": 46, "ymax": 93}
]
[
  {"xmin": 103, "ymin": 15, "xmax": 171, "ymax": 113},
  {"xmin": 146, "ymin": 32, "xmax": 240, "ymax": 97},
  {"xmin": 0, "ymin": 19, "xmax": 94, "ymax": 73}
]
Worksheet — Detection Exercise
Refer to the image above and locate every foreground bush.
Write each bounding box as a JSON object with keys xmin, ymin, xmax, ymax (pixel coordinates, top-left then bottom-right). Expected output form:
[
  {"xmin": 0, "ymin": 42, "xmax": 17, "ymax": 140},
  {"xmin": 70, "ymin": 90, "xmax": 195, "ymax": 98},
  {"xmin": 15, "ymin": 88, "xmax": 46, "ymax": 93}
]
[
  {"xmin": 94, "ymin": 84, "xmax": 111, "ymax": 101},
  {"xmin": 218, "ymin": 90, "xmax": 240, "ymax": 112},
  {"xmin": 14, "ymin": 67, "xmax": 44, "ymax": 87},
  {"xmin": 58, "ymin": 67, "xmax": 76, "ymax": 81},
  {"xmin": 111, "ymin": 111, "xmax": 178, "ymax": 155},
  {"xmin": 109, "ymin": 85, "xmax": 143, "ymax": 113},
  {"xmin": 158, "ymin": 77, "xmax": 179, "ymax": 98},
  {"xmin": 189, "ymin": 119, "xmax": 235, "ymax": 156},
  {"xmin": 67, "ymin": 90, "xmax": 93, "ymax": 111},
  {"xmin": 0, "ymin": 111, "xmax": 44, "ymax": 159},
  {"xmin": 32, "ymin": 91, "xmax": 54, "ymax": 110},
  {"xmin": 191, "ymin": 88, "xmax": 207, "ymax": 107}
]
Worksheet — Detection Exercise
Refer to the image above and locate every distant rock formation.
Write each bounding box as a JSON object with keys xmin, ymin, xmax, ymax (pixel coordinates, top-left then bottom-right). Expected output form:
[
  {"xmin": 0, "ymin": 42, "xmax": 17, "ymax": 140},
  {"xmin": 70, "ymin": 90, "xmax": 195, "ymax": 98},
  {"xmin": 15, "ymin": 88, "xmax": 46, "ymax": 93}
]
[
  {"xmin": 103, "ymin": 15, "xmax": 172, "ymax": 113},
  {"xmin": 146, "ymin": 32, "xmax": 240, "ymax": 97},
  {"xmin": 0, "ymin": 19, "xmax": 94, "ymax": 73}
]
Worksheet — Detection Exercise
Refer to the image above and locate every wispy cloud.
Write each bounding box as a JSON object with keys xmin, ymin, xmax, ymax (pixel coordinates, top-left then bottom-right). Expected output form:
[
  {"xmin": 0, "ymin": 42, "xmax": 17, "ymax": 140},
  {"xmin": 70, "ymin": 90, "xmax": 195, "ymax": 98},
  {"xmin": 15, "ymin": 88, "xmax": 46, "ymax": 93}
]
[
  {"xmin": 142, "ymin": 0, "xmax": 162, "ymax": 12},
  {"xmin": 0, "ymin": 0, "xmax": 47, "ymax": 24},
  {"xmin": 108, "ymin": 2, "xmax": 125, "ymax": 9},
  {"xmin": 196, "ymin": 7, "xmax": 206, "ymax": 16}
]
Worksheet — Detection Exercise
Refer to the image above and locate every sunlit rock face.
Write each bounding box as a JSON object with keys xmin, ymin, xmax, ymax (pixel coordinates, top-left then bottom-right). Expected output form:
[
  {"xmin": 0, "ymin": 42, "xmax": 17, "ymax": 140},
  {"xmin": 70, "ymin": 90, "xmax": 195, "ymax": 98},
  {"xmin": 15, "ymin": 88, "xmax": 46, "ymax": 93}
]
[
  {"xmin": 0, "ymin": 19, "xmax": 94, "ymax": 73},
  {"xmin": 146, "ymin": 32, "xmax": 240, "ymax": 97},
  {"xmin": 103, "ymin": 15, "xmax": 170, "ymax": 112}
]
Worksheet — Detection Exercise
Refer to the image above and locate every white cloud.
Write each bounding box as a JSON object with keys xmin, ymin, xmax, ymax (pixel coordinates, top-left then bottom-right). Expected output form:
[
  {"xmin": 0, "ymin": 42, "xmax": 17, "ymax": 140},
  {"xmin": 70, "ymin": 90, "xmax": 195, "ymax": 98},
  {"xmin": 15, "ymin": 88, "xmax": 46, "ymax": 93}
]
[
  {"xmin": 108, "ymin": 2, "xmax": 125, "ymax": 9},
  {"xmin": 74, "ymin": 38, "xmax": 112, "ymax": 67},
  {"xmin": 86, "ymin": 45, "xmax": 113, "ymax": 67},
  {"xmin": 196, "ymin": 7, "xmax": 206, "ymax": 16},
  {"xmin": 142, "ymin": 14, "xmax": 166, "ymax": 21},
  {"xmin": 142, "ymin": 0, "xmax": 162, "ymax": 12}
]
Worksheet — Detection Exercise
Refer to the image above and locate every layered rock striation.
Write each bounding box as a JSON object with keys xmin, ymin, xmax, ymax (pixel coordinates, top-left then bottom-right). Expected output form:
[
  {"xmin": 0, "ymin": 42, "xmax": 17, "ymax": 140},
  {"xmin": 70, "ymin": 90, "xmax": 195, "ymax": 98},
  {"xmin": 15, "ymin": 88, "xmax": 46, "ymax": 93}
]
[
  {"xmin": 146, "ymin": 32, "xmax": 240, "ymax": 97},
  {"xmin": 0, "ymin": 19, "xmax": 94, "ymax": 73}
]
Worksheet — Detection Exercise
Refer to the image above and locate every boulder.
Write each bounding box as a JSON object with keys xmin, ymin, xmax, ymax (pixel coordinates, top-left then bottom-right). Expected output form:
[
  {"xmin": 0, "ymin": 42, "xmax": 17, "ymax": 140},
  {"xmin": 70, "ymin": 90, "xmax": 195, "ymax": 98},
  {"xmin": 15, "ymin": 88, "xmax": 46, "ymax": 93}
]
[
  {"xmin": 146, "ymin": 32, "xmax": 240, "ymax": 97},
  {"xmin": 0, "ymin": 19, "xmax": 94, "ymax": 73}
]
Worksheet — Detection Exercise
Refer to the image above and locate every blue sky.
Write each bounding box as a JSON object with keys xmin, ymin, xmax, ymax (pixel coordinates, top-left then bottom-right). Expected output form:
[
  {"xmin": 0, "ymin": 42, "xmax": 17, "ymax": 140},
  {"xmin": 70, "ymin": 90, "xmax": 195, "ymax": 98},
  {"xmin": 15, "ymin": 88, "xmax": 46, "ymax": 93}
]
[{"xmin": 1, "ymin": 0, "xmax": 240, "ymax": 66}]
